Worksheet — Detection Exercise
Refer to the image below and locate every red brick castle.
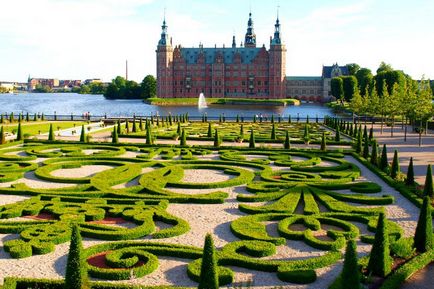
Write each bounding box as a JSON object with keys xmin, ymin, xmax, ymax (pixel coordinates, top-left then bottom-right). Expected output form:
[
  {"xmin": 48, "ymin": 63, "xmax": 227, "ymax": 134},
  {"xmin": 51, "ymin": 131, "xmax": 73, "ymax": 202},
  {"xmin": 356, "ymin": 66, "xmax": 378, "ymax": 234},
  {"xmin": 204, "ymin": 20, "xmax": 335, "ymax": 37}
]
[{"xmin": 156, "ymin": 13, "xmax": 349, "ymax": 102}]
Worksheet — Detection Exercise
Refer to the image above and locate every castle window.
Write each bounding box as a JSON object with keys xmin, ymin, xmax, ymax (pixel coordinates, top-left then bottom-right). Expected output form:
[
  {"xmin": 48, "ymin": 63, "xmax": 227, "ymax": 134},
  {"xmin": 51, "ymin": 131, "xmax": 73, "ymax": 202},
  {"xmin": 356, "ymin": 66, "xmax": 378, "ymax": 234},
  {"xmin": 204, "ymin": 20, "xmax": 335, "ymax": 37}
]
[
  {"xmin": 258, "ymin": 81, "xmax": 261, "ymax": 85},
  {"xmin": 242, "ymin": 81, "xmax": 246, "ymax": 85},
  {"xmin": 265, "ymin": 81, "xmax": 268, "ymax": 85}
]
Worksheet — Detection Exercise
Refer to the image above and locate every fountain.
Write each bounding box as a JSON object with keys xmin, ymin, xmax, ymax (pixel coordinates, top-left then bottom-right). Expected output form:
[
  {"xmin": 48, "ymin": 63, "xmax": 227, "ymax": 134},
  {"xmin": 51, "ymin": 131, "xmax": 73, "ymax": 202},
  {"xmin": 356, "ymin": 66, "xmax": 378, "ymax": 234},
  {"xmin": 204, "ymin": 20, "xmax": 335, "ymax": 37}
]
[{"xmin": 198, "ymin": 93, "xmax": 208, "ymax": 109}]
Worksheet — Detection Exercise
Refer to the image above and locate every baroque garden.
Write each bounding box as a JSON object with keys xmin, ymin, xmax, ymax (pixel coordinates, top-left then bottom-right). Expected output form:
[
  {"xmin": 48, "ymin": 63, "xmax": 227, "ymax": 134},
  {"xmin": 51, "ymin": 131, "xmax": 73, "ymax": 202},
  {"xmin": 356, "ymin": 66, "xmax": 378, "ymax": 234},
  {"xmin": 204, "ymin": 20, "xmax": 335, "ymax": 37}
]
[{"xmin": 0, "ymin": 114, "xmax": 433, "ymax": 289}]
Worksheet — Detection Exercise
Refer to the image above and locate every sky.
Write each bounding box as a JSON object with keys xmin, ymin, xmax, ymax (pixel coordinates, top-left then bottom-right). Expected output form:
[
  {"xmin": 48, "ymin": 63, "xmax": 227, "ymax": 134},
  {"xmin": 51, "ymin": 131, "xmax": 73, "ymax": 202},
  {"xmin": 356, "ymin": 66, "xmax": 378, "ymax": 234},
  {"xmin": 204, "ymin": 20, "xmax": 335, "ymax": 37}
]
[{"xmin": 1, "ymin": 0, "xmax": 434, "ymax": 83}]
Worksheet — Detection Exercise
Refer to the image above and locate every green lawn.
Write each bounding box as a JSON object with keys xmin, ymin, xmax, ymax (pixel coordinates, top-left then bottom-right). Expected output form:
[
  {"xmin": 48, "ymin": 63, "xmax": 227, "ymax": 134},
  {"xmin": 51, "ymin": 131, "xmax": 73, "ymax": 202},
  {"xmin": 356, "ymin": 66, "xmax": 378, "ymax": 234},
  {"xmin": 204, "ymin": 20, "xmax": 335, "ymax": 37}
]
[{"xmin": 1, "ymin": 121, "xmax": 88, "ymax": 136}]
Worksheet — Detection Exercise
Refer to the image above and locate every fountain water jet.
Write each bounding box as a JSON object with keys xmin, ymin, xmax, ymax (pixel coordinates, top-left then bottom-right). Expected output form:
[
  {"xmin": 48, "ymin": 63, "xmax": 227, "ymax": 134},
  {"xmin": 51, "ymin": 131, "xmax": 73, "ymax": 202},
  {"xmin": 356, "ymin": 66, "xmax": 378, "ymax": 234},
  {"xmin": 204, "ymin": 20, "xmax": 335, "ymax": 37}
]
[{"xmin": 198, "ymin": 93, "xmax": 208, "ymax": 109}]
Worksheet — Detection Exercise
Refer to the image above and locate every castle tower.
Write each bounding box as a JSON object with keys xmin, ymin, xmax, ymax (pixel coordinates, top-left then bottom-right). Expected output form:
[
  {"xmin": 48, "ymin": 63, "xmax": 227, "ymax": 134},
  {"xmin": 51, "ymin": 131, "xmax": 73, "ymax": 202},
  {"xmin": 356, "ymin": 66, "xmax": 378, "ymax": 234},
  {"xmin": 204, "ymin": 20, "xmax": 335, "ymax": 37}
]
[
  {"xmin": 268, "ymin": 15, "xmax": 286, "ymax": 98},
  {"xmin": 244, "ymin": 13, "xmax": 256, "ymax": 48},
  {"xmin": 156, "ymin": 17, "xmax": 173, "ymax": 98}
]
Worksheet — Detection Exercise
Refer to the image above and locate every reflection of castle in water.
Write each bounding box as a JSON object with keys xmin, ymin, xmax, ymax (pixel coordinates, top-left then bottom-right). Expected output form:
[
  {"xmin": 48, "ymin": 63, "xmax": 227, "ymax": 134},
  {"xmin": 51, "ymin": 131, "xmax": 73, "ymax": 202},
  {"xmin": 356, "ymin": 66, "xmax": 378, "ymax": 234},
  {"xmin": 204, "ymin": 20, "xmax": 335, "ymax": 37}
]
[{"xmin": 156, "ymin": 12, "xmax": 350, "ymax": 102}]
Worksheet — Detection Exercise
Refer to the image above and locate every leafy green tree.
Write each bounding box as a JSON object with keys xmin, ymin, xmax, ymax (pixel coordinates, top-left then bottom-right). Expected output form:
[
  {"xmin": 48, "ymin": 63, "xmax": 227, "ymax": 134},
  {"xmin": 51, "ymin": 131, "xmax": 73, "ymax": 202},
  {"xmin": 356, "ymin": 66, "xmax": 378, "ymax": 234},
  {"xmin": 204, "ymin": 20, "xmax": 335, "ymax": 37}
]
[
  {"xmin": 406, "ymin": 157, "xmax": 415, "ymax": 186},
  {"xmin": 79, "ymin": 125, "xmax": 86, "ymax": 143},
  {"xmin": 342, "ymin": 75, "xmax": 358, "ymax": 102},
  {"xmin": 65, "ymin": 224, "xmax": 89, "ymax": 289},
  {"xmin": 350, "ymin": 86, "xmax": 363, "ymax": 122},
  {"xmin": 356, "ymin": 68, "xmax": 373, "ymax": 96},
  {"xmin": 390, "ymin": 150, "xmax": 400, "ymax": 179},
  {"xmin": 376, "ymin": 61, "xmax": 393, "ymax": 74},
  {"xmin": 331, "ymin": 77, "xmax": 344, "ymax": 103},
  {"xmin": 346, "ymin": 63, "xmax": 360, "ymax": 76},
  {"xmin": 48, "ymin": 124, "xmax": 55, "ymax": 141},
  {"xmin": 249, "ymin": 129, "xmax": 255, "ymax": 148},
  {"xmin": 423, "ymin": 165, "xmax": 433, "ymax": 198},
  {"xmin": 341, "ymin": 240, "xmax": 361, "ymax": 289},
  {"xmin": 198, "ymin": 234, "xmax": 219, "ymax": 289},
  {"xmin": 414, "ymin": 196, "xmax": 433, "ymax": 253},
  {"xmin": 367, "ymin": 213, "xmax": 392, "ymax": 277},
  {"xmin": 141, "ymin": 75, "xmax": 157, "ymax": 98}
]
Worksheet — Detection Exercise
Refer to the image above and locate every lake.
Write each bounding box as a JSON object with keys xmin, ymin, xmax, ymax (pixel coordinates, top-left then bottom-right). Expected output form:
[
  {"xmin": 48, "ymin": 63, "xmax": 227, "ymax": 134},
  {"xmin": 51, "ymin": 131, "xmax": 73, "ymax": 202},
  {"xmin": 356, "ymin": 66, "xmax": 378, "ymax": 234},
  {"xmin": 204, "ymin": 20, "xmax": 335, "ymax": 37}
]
[{"xmin": 0, "ymin": 93, "xmax": 334, "ymax": 119}]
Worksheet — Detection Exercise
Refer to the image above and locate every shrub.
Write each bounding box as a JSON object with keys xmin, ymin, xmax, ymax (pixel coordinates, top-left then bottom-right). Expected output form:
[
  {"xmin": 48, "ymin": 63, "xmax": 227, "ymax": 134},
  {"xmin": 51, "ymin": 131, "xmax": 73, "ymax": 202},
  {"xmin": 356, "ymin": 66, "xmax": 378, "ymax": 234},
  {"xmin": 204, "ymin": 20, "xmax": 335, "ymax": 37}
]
[
  {"xmin": 207, "ymin": 123, "xmax": 212, "ymax": 138},
  {"xmin": 363, "ymin": 134, "xmax": 369, "ymax": 159},
  {"xmin": 213, "ymin": 129, "xmax": 220, "ymax": 147},
  {"xmin": 390, "ymin": 150, "xmax": 400, "ymax": 179},
  {"xmin": 390, "ymin": 237, "xmax": 414, "ymax": 259},
  {"xmin": 48, "ymin": 124, "xmax": 55, "ymax": 141},
  {"xmin": 249, "ymin": 129, "xmax": 255, "ymax": 148},
  {"xmin": 341, "ymin": 240, "xmax": 361, "ymax": 289},
  {"xmin": 146, "ymin": 123, "xmax": 153, "ymax": 145},
  {"xmin": 198, "ymin": 234, "xmax": 219, "ymax": 289},
  {"xmin": 406, "ymin": 157, "xmax": 415, "ymax": 186},
  {"xmin": 335, "ymin": 126, "xmax": 340, "ymax": 142},
  {"xmin": 239, "ymin": 124, "xmax": 244, "ymax": 140},
  {"xmin": 369, "ymin": 127, "xmax": 374, "ymax": 140},
  {"xmin": 355, "ymin": 132, "xmax": 362, "ymax": 154},
  {"xmin": 16, "ymin": 123, "xmax": 23, "ymax": 141},
  {"xmin": 79, "ymin": 125, "xmax": 86, "ymax": 143},
  {"xmin": 380, "ymin": 144, "xmax": 389, "ymax": 172},
  {"xmin": 117, "ymin": 120, "xmax": 121, "ymax": 134},
  {"xmin": 367, "ymin": 213, "xmax": 392, "ymax": 277},
  {"xmin": 370, "ymin": 140, "xmax": 378, "ymax": 166},
  {"xmin": 112, "ymin": 126, "xmax": 118, "ymax": 144},
  {"xmin": 271, "ymin": 123, "xmax": 276, "ymax": 140},
  {"xmin": 277, "ymin": 269, "xmax": 316, "ymax": 284},
  {"xmin": 65, "ymin": 224, "xmax": 89, "ymax": 289},
  {"xmin": 423, "ymin": 164, "xmax": 433, "ymax": 197},
  {"xmin": 0, "ymin": 126, "xmax": 5, "ymax": 144},
  {"xmin": 414, "ymin": 196, "xmax": 433, "ymax": 253},
  {"xmin": 320, "ymin": 132, "xmax": 326, "ymax": 151},
  {"xmin": 180, "ymin": 129, "xmax": 187, "ymax": 146},
  {"xmin": 283, "ymin": 130, "xmax": 290, "ymax": 149}
]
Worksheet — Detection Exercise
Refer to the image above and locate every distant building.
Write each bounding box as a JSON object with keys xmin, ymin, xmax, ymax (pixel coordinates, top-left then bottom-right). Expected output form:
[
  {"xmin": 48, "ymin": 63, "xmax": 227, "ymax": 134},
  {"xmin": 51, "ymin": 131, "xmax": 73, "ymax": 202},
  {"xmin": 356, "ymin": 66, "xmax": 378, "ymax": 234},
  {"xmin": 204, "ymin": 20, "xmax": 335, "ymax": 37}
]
[
  {"xmin": 28, "ymin": 77, "xmax": 59, "ymax": 90},
  {"xmin": 156, "ymin": 12, "xmax": 350, "ymax": 102},
  {"xmin": 59, "ymin": 79, "xmax": 82, "ymax": 88},
  {"xmin": 84, "ymin": 79, "xmax": 102, "ymax": 85}
]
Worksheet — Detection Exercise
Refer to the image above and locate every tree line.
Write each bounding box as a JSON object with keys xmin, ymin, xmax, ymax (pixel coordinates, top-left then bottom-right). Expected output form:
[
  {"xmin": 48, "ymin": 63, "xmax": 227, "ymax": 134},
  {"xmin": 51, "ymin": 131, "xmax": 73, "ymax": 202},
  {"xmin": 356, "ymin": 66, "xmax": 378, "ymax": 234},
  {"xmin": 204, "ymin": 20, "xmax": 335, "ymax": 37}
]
[
  {"xmin": 104, "ymin": 75, "xmax": 156, "ymax": 99},
  {"xmin": 330, "ymin": 62, "xmax": 433, "ymax": 139}
]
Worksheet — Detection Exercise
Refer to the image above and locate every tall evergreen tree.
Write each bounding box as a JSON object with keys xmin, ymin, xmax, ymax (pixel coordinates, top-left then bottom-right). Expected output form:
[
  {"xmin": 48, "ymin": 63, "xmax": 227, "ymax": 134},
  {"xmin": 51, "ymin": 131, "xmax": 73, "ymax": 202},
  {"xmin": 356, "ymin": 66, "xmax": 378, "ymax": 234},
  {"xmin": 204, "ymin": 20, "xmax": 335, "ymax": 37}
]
[
  {"xmin": 369, "ymin": 127, "xmax": 374, "ymax": 140},
  {"xmin": 249, "ymin": 129, "xmax": 255, "ymax": 148},
  {"xmin": 406, "ymin": 157, "xmax": 415, "ymax": 186},
  {"xmin": 198, "ymin": 234, "xmax": 219, "ymax": 289},
  {"xmin": 320, "ymin": 132, "xmax": 327, "ymax": 151},
  {"xmin": 355, "ymin": 131, "xmax": 362, "ymax": 154},
  {"xmin": 283, "ymin": 130, "xmax": 291, "ymax": 149},
  {"xmin": 48, "ymin": 124, "xmax": 55, "ymax": 141},
  {"xmin": 341, "ymin": 240, "xmax": 361, "ymax": 289},
  {"xmin": 65, "ymin": 224, "xmax": 89, "ymax": 289},
  {"xmin": 414, "ymin": 196, "xmax": 433, "ymax": 253},
  {"xmin": 390, "ymin": 150, "xmax": 400, "ymax": 179},
  {"xmin": 79, "ymin": 125, "xmax": 86, "ymax": 143},
  {"xmin": 363, "ymin": 134, "xmax": 370, "ymax": 159},
  {"xmin": 379, "ymin": 144, "xmax": 389, "ymax": 172},
  {"xmin": 239, "ymin": 124, "xmax": 244, "ymax": 139},
  {"xmin": 367, "ymin": 213, "xmax": 392, "ymax": 277},
  {"xmin": 16, "ymin": 123, "xmax": 23, "ymax": 141},
  {"xmin": 423, "ymin": 164, "xmax": 433, "ymax": 197},
  {"xmin": 112, "ymin": 125, "xmax": 118, "ymax": 143}
]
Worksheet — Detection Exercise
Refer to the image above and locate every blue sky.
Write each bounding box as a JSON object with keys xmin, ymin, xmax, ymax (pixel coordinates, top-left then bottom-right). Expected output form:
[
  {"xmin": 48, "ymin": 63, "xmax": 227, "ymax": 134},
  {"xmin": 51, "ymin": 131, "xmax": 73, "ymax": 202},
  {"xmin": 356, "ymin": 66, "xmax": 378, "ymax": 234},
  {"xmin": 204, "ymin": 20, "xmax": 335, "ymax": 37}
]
[{"xmin": 1, "ymin": 0, "xmax": 434, "ymax": 82}]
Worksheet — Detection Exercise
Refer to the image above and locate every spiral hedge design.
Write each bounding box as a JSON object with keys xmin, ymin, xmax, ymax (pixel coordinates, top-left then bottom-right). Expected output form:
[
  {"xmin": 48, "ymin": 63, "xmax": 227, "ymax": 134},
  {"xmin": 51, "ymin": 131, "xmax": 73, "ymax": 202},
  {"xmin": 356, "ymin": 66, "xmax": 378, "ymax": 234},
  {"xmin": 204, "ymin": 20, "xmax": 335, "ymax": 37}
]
[{"xmin": 0, "ymin": 138, "xmax": 414, "ymax": 288}]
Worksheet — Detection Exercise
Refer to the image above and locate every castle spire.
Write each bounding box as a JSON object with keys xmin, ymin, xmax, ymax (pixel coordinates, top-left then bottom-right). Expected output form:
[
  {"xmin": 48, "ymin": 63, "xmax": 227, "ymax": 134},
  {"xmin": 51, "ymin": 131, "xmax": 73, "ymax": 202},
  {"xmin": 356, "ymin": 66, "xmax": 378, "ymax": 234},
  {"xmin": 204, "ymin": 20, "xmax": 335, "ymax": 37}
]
[
  {"xmin": 158, "ymin": 13, "xmax": 170, "ymax": 46},
  {"xmin": 271, "ymin": 8, "xmax": 282, "ymax": 45},
  {"xmin": 244, "ymin": 12, "xmax": 256, "ymax": 48},
  {"xmin": 232, "ymin": 34, "xmax": 236, "ymax": 48}
]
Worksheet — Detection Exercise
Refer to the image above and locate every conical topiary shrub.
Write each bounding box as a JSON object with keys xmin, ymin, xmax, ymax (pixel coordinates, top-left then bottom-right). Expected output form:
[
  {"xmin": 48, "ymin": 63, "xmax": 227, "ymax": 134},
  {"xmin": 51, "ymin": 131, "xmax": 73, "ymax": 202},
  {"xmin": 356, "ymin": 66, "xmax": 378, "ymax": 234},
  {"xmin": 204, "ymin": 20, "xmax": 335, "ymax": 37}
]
[
  {"xmin": 390, "ymin": 150, "xmax": 400, "ymax": 179},
  {"xmin": 239, "ymin": 124, "xmax": 244, "ymax": 140},
  {"xmin": 423, "ymin": 164, "xmax": 433, "ymax": 197},
  {"xmin": 271, "ymin": 123, "xmax": 276, "ymax": 140},
  {"xmin": 48, "ymin": 124, "xmax": 55, "ymax": 141},
  {"xmin": 363, "ymin": 134, "xmax": 370, "ymax": 159},
  {"xmin": 79, "ymin": 125, "xmax": 86, "ymax": 143},
  {"xmin": 207, "ymin": 123, "xmax": 212, "ymax": 138},
  {"xmin": 320, "ymin": 132, "xmax": 326, "ymax": 151},
  {"xmin": 335, "ymin": 126, "xmax": 340, "ymax": 142},
  {"xmin": 117, "ymin": 120, "xmax": 121, "ymax": 134},
  {"xmin": 177, "ymin": 122, "xmax": 182, "ymax": 135},
  {"xmin": 379, "ymin": 144, "xmax": 389, "ymax": 172},
  {"xmin": 414, "ymin": 196, "xmax": 433, "ymax": 253},
  {"xmin": 283, "ymin": 130, "xmax": 290, "ymax": 149},
  {"xmin": 370, "ymin": 140, "xmax": 378, "ymax": 166},
  {"xmin": 304, "ymin": 124, "xmax": 310, "ymax": 144},
  {"xmin": 132, "ymin": 119, "xmax": 137, "ymax": 133},
  {"xmin": 367, "ymin": 213, "xmax": 392, "ymax": 277},
  {"xmin": 139, "ymin": 118, "xmax": 144, "ymax": 131},
  {"xmin": 180, "ymin": 129, "xmax": 187, "ymax": 146},
  {"xmin": 213, "ymin": 129, "xmax": 220, "ymax": 147},
  {"xmin": 16, "ymin": 123, "xmax": 23, "ymax": 141},
  {"xmin": 249, "ymin": 129, "xmax": 255, "ymax": 148},
  {"xmin": 65, "ymin": 224, "xmax": 89, "ymax": 289},
  {"xmin": 146, "ymin": 123, "xmax": 153, "ymax": 145},
  {"xmin": 341, "ymin": 240, "xmax": 361, "ymax": 289},
  {"xmin": 355, "ymin": 132, "xmax": 362, "ymax": 154},
  {"xmin": 125, "ymin": 119, "xmax": 129, "ymax": 133},
  {"xmin": 198, "ymin": 234, "xmax": 219, "ymax": 289},
  {"xmin": 406, "ymin": 157, "xmax": 415, "ymax": 186},
  {"xmin": 369, "ymin": 127, "xmax": 374, "ymax": 140},
  {"xmin": 112, "ymin": 125, "xmax": 118, "ymax": 143},
  {"xmin": 0, "ymin": 126, "xmax": 5, "ymax": 144}
]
